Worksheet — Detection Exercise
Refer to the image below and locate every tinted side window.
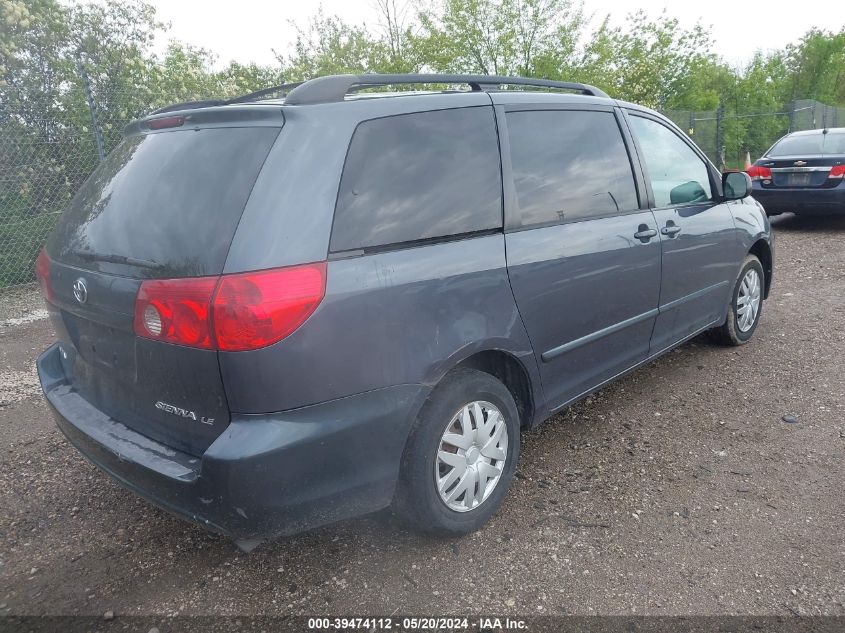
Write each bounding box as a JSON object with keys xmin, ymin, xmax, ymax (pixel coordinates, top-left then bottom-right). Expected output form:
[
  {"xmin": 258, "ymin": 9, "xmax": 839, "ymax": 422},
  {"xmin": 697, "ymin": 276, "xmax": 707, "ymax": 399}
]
[
  {"xmin": 330, "ymin": 107, "xmax": 502, "ymax": 252},
  {"xmin": 628, "ymin": 115, "xmax": 713, "ymax": 207},
  {"xmin": 506, "ymin": 110, "xmax": 639, "ymax": 228}
]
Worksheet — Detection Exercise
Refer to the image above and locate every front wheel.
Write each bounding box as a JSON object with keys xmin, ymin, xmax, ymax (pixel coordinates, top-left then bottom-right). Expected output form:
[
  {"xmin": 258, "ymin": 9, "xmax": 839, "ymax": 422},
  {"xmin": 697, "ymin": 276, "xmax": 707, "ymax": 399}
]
[
  {"xmin": 710, "ymin": 254, "xmax": 765, "ymax": 346},
  {"xmin": 394, "ymin": 368, "xmax": 520, "ymax": 535}
]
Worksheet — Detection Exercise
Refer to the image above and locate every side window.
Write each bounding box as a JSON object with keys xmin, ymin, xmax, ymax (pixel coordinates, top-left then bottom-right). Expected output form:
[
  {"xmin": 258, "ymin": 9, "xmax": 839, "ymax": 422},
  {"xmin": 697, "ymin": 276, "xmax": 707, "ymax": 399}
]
[
  {"xmin": 506, "ymin": 110, "xmax": 639, "ymax": 228},
  {"xmin": 330, "ymin": 107, "xmax": 502, "ymax": 252},
  {"xmin": 628, "ymin": 115, "xmax": 713, "ymax": 207}
]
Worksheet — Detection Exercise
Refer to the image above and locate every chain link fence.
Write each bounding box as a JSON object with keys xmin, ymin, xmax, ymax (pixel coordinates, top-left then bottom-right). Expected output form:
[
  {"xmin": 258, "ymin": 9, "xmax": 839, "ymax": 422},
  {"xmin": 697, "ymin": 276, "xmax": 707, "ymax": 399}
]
[
  {"xmin": 1, "ymin": 99, "xmax": 100, "ymax": 289},
  {"xmin": 0, "ymin": 73, "xmax": 176, "ymax": 288},
  {"xmin": 664, "ymin": 99, "xmax": 845, "ymax": 169},
  {"xmin": 3, "ymin": 77, "xmax": 845, "ymax": 287}
]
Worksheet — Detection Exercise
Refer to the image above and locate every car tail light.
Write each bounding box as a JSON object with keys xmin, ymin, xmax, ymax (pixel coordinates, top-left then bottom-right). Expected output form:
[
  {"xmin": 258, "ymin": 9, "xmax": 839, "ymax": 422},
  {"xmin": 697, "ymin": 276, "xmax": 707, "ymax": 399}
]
[
  {"xmin": 133, "ymin": 262, "xmax": 327, "ymax": 351},
  {"xmin": 829, "ymin": 165, "xmax": 845, "ymax": 179},
  {"xmin": 212, "ymin": 263, "xmax": 327, "ymax": 351},
  {"xmin": 35, "ymin": 249, "xmax": 53, "ymax": 302},
  {"xmin": 134, "ymin": 277, "xmax": 218, "ymax": 349},
  {"xmin": 746, "ymin": 164, "xmax": 772, "ymax": 180},
  {"xmin": 146, "ymin": 115, "xmax": 185, "ymax": 130}
]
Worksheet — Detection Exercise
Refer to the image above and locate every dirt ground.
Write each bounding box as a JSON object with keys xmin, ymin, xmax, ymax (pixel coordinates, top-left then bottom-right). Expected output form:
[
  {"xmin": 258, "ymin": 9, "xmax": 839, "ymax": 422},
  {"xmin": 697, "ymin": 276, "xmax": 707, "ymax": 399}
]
[{"xmin": 1, "ymin": 213, "xmax": 843, "ymax": 620}]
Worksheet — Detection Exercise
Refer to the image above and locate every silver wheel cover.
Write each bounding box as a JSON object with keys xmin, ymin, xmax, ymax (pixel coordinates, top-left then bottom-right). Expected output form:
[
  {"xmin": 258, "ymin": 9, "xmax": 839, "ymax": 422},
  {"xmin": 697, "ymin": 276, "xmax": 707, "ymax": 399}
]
[
  {"xmin": 737, "ymin": 268, "xmax": 761, "ymax": 333},
  {"xmin": 435, "ymin": 401, "xmax": 508, "ymax": 512}
]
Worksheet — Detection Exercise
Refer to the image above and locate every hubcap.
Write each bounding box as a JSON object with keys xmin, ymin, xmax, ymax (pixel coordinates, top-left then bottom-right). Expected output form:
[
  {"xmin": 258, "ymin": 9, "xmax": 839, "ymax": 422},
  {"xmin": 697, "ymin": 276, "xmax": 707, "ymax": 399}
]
[
  {"xmin": 736, "ymin": 268, "xmax": 761, "ymax": 333},
  {"xmin": 435, "ymin": 401, "xmax": 508, "ymax": 512}
]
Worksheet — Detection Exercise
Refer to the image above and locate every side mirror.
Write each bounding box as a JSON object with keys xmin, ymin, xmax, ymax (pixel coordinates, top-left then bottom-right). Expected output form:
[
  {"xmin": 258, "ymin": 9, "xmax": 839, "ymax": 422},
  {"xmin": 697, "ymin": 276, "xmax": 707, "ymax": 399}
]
[
  {"xmin": 669, "ymin": 180, "xmax": 709, "ymax": 205},
  {"xmin": 723, "ymin": 171, "xmax": 752, "ymax": 200}
]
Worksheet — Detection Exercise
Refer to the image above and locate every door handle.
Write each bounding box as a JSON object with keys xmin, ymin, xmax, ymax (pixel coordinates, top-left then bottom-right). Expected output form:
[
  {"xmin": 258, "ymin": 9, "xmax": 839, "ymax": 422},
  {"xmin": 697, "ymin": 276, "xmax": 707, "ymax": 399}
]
[
  {"xmin": 661, "ymin": 223, "xmax": 681, "ymax": 237},
  {"xmin": 634, "ymin": 226, "xmax": 657, "ymax": 241}
]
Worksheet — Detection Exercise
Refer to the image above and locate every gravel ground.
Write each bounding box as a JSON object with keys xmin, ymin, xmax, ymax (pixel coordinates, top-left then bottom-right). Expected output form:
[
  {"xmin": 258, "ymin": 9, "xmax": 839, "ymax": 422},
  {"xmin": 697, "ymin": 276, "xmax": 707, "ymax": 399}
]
[{"xmin": 1, "ymin": 213, "xmax": 844, "ymax": 620}]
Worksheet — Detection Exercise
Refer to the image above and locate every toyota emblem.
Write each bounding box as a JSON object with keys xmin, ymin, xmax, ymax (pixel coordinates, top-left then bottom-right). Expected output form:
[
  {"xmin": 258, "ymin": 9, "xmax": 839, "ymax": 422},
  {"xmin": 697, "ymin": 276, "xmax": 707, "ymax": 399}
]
[{"xmin": 72, "ymin": 278, "xmax": 88, "ymax": 304}]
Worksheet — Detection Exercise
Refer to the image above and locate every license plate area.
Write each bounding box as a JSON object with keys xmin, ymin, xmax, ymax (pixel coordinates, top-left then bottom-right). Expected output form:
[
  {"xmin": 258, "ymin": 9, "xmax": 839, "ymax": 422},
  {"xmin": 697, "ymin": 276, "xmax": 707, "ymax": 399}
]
[
  {"xmin": 786, "ymin": 173, "xmax": 812, "ymax": 186},
  {"xmin": 61, "ymin": 310, "xmax": 136, "ymax": 376}
]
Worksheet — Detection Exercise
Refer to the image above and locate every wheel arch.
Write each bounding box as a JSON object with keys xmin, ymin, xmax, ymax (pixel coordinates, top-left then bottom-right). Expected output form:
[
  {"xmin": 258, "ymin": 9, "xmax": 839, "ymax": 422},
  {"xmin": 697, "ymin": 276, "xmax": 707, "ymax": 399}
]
[
  {"xmin": 749, "ymin": 238, "xmax": 773, "ymax": 299},
  {"xmin": 450, "ymin": 349, "xmax": 537, "ymax": 429}
]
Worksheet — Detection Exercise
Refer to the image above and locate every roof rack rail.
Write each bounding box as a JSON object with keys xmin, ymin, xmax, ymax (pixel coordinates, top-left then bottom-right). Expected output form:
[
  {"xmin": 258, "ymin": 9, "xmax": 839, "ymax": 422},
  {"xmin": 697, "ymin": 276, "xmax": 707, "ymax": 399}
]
[
  {"xmin": 223, "ymin": 81, "xmax": 304, "ymax": 105},
  {"xmin": 283, "ymin": 73, "xmax": 610, "ymax": 105},
  {"xmin": 147, "ymin": 81, "xmax": 301, "ymax": 116}
]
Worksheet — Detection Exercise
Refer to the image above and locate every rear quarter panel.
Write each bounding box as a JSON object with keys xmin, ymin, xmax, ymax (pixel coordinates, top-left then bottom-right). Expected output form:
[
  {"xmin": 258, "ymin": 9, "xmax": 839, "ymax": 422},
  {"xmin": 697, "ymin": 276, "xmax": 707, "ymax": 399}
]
[
  {"xmin": 218, "ymin": 235, "xmax": 542, "ymax": 416},
  {"xmin": 221, "ymin": 93, "xmax": 543, "ymax": 418}
]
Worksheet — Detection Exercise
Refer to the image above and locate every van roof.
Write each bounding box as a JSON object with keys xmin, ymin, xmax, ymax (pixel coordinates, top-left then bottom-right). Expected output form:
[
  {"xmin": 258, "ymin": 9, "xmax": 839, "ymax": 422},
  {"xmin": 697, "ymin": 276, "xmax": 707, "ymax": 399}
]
[
  {"xmin": 144, "ymin": 73, "xmax": 611, "ymax": 117},
  {"xmin": 280, "ymin": 73, "xmax": 610, "ymax": 105}
]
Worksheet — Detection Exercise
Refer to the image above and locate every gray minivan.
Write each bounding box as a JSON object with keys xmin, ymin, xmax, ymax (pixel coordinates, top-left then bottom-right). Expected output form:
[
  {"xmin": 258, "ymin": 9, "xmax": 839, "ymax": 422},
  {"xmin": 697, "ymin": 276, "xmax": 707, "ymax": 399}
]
[{"xmin": 35, "ymin": 74, "xmax": 773, "ymax": 550}]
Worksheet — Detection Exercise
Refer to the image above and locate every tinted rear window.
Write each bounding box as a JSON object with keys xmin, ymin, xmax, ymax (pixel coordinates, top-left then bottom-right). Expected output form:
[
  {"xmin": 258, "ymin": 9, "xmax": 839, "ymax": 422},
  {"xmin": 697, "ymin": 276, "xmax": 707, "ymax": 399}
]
[
  {"xmin": 769, "ymin": 132, "xmax": 845, "ymax": 156},
  {"xmin": 506, "ymin": 110, "xmax": 639, "ymax": 227},
  {"xmin": 49, "ymin": 127, "xmax": 280, "ymax": 278},
  {"xmin": 330, "ymin": 107, "xmax": 502, "ymax": 252}
]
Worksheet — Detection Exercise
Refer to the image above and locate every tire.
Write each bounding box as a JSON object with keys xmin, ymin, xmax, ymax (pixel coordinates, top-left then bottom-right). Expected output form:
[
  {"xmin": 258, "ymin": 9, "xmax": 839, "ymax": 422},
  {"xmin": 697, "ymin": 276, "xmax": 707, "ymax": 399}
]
[
  {"xmin": 710, "ymin": 254, "xmax": 765, "ymax": 346},
  {"xmin": 394, "ymin": 368, "xmax": 520, "ymax": 535}
]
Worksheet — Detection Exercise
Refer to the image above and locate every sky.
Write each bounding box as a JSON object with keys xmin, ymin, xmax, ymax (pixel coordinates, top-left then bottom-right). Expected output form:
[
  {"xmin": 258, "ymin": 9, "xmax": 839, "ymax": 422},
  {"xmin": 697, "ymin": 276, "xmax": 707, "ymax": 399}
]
[{"xmin": 138, "ymin": 0, "xmax": 845, "ymax": 70}]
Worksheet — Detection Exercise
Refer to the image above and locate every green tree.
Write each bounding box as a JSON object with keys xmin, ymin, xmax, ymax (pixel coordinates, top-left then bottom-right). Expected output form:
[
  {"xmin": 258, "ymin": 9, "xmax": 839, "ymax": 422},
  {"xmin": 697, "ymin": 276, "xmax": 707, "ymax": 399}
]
[
  {"xmin": 415, "ymin": 0, "xmax": 586, "ymax": 76},
  {"xmin": 783, "ymin": 28, "xmax": 845, "ymax": 104},
  {"xmin": 0, "ymin": 0, "xmax": 69, "ymax": 131},
  {"xmin": 577, "ymin": 11, "xmax": 714, "ymax": 108},
  {"xmin": 732, "ymin": 52, "xmax": 791, "ymax": 161},
  {"xmin": 276, "ymin": 9, "xmax": 383, "ymax": 80},
  {"xmin": 67, "ymin": 0, "xmax": 165, "ymax": 148}
]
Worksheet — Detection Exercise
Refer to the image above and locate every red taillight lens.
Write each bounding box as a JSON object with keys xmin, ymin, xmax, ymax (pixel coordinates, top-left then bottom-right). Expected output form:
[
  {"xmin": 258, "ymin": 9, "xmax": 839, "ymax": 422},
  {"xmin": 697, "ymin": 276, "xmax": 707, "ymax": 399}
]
[
  {"xmin": 35, "ymin": 248, "xmax": 53, "ymax": 302},
  {"xmin": 829, "ymin": 165, "xmax": 845, "ymax": 179},
  {"xmin": 212, "ymin": 263, "xmax": 327, "ymax": 352},
  {"xmin": 146, "ymin": 115, "xmax": 185, "ymax": 130},
  {"xmin": 134, "ymin": 276, "xmax": 218, "ymax": 349},
  {"xmin": 132, "ymin": 263, "xmax": 327, "ymax": 351},
  {"xmin": 746, "ymin": 164, "xmax": 772, "ymax": 180}
]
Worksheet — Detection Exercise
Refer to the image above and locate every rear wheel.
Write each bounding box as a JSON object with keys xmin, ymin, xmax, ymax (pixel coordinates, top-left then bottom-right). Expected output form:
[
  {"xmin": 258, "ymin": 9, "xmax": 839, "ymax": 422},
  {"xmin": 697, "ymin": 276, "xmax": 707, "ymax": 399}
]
[
  {"xmin": 710, "ymin": 254, "xmax": 764, "ymax": 346},
  {"xmin": 394, "ymin": 368, "xmax": 519, "ymax": 535}
]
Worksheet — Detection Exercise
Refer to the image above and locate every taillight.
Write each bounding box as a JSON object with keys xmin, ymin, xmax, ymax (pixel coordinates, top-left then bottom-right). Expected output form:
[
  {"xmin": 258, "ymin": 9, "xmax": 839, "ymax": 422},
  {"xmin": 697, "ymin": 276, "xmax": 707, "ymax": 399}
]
[
  {"xmin": 746, "ymin": 164, "xmax": 772, "ymax": 180},
  {"xmin": 133, "ymin": 263, "xmax": 327, "ymax": 351},
  {"xmin": 829, "ymin": 165, "xmax": 845, "ymax": 179},
  {"xmin": 35, "ymin": 249, "xmax": 53, "ymax": 302},
  {"xmin": 146, "ymin": 115, "xmax": 185, "ymax": 130},
  {"xmin": 134, "ymin": 277, "xmax": 218, "ymax": 349},
  {"xmin": 212, "ymin": 263, "xmax": 327, "ymax": 352}
]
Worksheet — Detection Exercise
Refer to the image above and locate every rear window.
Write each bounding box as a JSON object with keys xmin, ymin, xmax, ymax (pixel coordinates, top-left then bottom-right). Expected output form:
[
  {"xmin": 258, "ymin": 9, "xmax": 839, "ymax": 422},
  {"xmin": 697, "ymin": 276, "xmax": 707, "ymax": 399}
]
[
  {"xmin": 769, "ymin": 132, "xmax": 845, "ymax": 156},
  {"xmin": 330, "ymin": 107, "xmax": 502, "ymax": 253},
  {"xmin": 48, "ymin": 126, "xmax": 280, "ymax": 278},
  {"xmin": 506, "ymin": 110, "xmax": 639, "ymax": 227}
]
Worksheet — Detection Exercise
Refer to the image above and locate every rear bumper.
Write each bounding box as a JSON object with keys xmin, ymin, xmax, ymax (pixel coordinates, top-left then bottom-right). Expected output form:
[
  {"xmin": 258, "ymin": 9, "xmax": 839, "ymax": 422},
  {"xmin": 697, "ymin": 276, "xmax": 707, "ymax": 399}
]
[
  {"xmin": 38, "ymin": 343, "xmax": 428, "ymax": 543},
  {"xmin": 753, "ymin": 182, "xmax": 845, "ymax": 215}
]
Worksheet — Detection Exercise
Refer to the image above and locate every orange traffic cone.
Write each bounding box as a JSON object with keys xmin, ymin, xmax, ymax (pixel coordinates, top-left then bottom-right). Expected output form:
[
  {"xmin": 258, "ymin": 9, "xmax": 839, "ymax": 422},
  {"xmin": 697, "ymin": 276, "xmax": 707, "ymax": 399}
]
[{"xmin": 744, "ymin": 151, "xmax": 752, "ymax": 171}]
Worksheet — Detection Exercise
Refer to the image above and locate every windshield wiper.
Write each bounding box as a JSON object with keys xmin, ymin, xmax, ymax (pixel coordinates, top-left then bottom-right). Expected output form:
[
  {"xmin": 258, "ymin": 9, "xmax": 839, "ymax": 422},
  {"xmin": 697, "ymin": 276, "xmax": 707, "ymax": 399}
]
[{"xmin": 70, "ymin": 250, "xmax": 165, "ymax": 270}]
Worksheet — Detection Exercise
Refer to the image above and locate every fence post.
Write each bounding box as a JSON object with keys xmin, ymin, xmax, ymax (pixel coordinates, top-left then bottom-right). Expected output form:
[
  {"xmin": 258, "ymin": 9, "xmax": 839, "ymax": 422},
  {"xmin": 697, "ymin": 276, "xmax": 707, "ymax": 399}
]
[
  {"xmin": 715, "ymin": 102, "xmax": 725, "ymax": 170},
  {"xmin": 76, "ymin": 57, "xmax": 105, "ymax": 162},
  {"xmin": 788, "ymin": 101, "xmax": 795, "ymax": 132}
]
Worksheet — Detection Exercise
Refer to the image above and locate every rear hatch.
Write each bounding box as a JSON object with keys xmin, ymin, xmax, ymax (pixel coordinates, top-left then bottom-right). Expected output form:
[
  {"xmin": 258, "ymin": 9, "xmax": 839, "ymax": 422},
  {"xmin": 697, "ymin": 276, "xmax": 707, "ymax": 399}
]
[
  {"xmin": 758, "ymin": 130, "xmax": 845, "ymax": 188},
  {"xmin": 44, "ymin": 107, "xmax": 282, "ymax": 456}
]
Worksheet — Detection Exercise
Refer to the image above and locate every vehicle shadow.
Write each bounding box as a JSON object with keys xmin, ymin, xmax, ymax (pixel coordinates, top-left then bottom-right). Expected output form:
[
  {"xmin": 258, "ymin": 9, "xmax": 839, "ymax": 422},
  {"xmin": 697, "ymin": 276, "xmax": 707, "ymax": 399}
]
[{"xmin": 769, "ymin": 212, "xmax": 845, "ymax": 232}]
